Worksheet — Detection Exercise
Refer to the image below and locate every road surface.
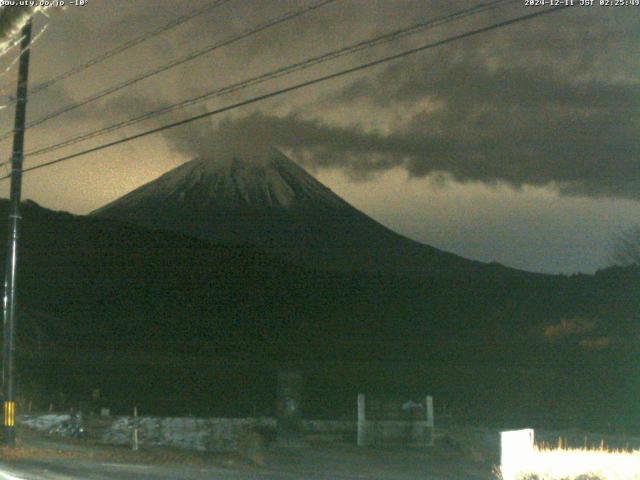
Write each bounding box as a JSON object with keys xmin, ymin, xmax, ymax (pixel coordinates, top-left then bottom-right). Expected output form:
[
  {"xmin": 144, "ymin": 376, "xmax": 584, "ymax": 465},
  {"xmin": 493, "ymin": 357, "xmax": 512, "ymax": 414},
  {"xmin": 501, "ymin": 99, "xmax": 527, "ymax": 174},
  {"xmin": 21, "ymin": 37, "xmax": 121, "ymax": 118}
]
[
  {"xmin": 0, "ymin": 446, "xmax": 493, "ymax": 479},
  {"xmin": 0, "ymin": 428, "xmax": 495, "ymax": 479}
]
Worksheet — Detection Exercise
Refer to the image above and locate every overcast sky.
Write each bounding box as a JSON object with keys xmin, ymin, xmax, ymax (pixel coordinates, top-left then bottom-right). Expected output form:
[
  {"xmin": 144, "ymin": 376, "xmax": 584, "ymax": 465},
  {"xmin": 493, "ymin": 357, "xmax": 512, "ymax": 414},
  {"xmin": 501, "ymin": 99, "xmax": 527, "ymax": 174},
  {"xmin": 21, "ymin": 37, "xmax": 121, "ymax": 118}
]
[{"xmin": 0, "ymin": 0, "xmax": 636, "ymax": 274}]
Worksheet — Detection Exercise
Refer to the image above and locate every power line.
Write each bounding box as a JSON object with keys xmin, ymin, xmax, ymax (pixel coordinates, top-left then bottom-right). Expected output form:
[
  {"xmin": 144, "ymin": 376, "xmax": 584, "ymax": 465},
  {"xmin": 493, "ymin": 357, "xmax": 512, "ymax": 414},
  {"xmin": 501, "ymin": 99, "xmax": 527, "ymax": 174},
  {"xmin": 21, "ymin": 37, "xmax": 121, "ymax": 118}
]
[
  {"xmin": 0, "ymin": 5, "xmax": 570, "ymax": 181},
  {"xmin": 0, "ymin": 0, "xmax": 337, "ymax": 144},
  {"xmin": 0, "ymin": 0, "xmax": 233, "ymax": 103},
  {"xmin": 24, "ymin": 0, "xmax": 516, "ymax": 159}
]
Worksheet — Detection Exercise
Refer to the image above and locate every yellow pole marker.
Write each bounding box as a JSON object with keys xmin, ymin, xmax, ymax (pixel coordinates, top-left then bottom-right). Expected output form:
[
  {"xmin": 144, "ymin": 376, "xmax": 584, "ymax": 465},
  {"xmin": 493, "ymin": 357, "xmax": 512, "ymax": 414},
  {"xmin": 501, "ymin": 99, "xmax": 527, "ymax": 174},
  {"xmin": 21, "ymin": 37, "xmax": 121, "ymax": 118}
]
[{"xmin": 3, "ymin": 401, "xmax": 15, "ymax": 427}]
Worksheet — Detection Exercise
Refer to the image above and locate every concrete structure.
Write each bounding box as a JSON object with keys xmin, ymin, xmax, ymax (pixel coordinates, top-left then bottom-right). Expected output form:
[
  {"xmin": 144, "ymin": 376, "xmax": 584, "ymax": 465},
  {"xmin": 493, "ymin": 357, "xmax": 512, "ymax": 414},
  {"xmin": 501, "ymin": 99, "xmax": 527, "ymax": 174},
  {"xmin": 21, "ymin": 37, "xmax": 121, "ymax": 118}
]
[{"xmin": 18, "ymin": 412, "xmax": 439, "ymax": 453}]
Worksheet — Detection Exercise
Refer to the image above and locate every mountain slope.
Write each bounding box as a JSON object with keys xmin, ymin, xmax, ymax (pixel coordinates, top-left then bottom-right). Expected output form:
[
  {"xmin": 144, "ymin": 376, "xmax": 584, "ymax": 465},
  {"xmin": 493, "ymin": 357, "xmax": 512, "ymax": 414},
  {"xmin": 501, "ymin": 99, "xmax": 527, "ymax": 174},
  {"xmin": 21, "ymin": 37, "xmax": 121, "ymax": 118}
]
[
  {"xmin": 1, "ymin": 199, "xmax": 637, "ymax": 426},
  {"xmin": 92, "ymin": 149, "xmax": 490, "ymax": 275}
]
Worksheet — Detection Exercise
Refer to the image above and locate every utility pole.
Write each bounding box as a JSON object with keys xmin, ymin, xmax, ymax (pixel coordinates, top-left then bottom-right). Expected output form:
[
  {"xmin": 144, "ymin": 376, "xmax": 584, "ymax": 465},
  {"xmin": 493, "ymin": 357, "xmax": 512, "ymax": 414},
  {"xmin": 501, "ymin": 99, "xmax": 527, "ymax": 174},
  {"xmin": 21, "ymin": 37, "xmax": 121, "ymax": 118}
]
[{"xmin": 2, "ymin": 19, "xmax": 32, "ymax": 447}]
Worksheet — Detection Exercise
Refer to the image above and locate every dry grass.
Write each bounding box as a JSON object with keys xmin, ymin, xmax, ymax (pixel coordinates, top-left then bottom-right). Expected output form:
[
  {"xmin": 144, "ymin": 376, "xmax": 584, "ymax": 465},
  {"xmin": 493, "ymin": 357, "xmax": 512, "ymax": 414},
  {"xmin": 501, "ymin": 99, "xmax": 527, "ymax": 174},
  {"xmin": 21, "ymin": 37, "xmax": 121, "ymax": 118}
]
[
  {"xmin": 0, "ymin": 444, "xmax": 85, "ymax": 462},
  {"xmin": 499, "ymin": 445, "xmax": 640, "ymax": 480}
]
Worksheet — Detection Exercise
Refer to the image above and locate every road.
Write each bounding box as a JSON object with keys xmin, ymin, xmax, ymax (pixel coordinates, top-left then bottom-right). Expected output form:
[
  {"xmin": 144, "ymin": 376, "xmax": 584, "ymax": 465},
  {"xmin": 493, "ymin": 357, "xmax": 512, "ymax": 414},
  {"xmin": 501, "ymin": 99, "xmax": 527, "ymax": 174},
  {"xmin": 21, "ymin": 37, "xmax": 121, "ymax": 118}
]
[
  {"xmin": 0, "ymin": 460, "xmax": 491, "ymax": 480},
  {"xmin": 0, "ymin": 427, "xmax": 495, "ymax": 480},
  {"xmin": 0, "ymin": 444, "xmax": 494, "ymax": 480}
]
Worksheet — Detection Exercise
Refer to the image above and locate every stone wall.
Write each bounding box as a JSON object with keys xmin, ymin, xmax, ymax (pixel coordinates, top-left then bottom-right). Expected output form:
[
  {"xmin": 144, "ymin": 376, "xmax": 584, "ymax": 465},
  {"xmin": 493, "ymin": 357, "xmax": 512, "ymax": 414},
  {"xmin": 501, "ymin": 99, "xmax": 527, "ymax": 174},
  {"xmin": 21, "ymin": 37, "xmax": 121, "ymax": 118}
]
[
  {"xmin": 18, "ymin": 413, "xmax": 439, "ymax": 452},
  {"xmin": 101, "ymin": 416, "xmax": 277, "ymax": 452}
]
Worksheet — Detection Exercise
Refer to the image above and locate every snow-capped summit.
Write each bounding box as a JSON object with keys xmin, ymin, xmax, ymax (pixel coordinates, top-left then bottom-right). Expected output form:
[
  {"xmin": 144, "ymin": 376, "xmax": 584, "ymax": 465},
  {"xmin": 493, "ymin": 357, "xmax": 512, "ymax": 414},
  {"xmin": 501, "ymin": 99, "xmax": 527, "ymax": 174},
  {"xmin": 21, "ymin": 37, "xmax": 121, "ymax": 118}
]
[
  {"xmin": 96, "ymin": 149, "xmax": 349, "ymax": 213},
  {"xmin": 92, "ymin": 148, "xmax": 484, "ymax": 274}
]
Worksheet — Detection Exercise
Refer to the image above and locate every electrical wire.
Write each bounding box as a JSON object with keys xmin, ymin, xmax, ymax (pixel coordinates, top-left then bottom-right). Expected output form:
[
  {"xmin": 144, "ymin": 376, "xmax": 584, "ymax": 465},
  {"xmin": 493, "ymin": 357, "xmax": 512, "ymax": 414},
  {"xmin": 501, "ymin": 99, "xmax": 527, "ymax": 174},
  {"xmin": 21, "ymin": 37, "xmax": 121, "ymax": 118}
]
[
  {"xmin": 24, "ymin": 0, "xmax": 516, "ymax": 159},
  {"xmin": 0, "ymin": 5, "xmax": 571, "ymax": 181},
  {"xmin": 0, "ymin": 0, "xmax": 233, "ymax": 103},
  {"xmin": 0, "ymin": 0, "xmax": 337, "ymax": 143}
]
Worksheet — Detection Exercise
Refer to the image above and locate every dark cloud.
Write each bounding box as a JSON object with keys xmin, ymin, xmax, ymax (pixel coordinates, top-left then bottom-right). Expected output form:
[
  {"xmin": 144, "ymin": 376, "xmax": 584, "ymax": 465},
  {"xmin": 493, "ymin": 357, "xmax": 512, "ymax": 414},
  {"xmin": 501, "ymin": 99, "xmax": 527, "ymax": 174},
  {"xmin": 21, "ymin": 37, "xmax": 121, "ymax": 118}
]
[
  {"xmin": 308, "ymin": 6, "xmax": 640, "ymax": 198},
  {"xmin": 352, "ymin": 58, "xmax": 639, "ymax": 197},
  {"xmin": 177, "ymin": 6, "xmax": 638, "ymax": 200},
  {"xmin": 105, "ymin": 68, "xmax": 640, "ymax": 198},
  {"xmin": 79, "ymin": 2, "xmax": 640, "ymax": 201},
  {"xmin": 148, "ymin": 89, "xmax": 640, "ymax": 199}
]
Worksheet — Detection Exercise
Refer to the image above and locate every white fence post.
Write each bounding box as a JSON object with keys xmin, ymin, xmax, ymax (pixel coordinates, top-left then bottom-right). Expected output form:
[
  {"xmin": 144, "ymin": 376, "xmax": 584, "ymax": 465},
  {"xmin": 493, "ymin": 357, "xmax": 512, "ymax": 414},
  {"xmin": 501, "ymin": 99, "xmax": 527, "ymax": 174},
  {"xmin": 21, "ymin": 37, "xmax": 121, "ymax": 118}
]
[
  {"xmin": 357, "ymin": 394, "xmax": 366, "ymax": 447},
  {"xmin": 426, "ymin": 395, "xmax": 434, "ymax": 446},
  {"xmin": 132, "ymin": 405, "xmax": 139, "ymax": 451},
  {"xmin": 500, "ymin": 428, "xmax": 535, "ymax": 480}
]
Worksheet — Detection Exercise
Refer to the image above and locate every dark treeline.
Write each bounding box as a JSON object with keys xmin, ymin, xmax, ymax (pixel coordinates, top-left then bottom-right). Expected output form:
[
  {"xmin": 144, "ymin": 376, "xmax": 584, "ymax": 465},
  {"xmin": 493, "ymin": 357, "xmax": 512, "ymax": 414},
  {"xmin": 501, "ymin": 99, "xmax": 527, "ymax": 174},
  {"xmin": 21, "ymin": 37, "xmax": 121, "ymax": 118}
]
[{"xmin": 2, "ymin": 200, "xmax": 638, "ymax": 432}]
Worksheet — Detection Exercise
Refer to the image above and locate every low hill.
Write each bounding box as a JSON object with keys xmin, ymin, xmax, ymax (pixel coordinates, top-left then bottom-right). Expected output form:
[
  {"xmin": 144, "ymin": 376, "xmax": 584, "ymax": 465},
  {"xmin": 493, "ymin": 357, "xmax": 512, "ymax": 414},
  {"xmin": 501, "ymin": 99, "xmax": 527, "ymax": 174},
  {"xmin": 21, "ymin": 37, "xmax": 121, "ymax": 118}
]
[{"xmin": 0, "ymin": 200, "xmax": 637, "ymax": 429}]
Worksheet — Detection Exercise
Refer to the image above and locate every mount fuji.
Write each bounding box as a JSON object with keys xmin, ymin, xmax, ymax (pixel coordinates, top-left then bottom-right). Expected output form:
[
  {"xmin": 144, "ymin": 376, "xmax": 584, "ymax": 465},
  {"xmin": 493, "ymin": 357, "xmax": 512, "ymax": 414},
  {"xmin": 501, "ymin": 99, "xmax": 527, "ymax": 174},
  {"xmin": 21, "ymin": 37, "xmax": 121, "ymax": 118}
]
[
  {"xmin": 92, "ymin": 148, "xmax": 493, "ymax": 275},
  {"xmin": 3, "ymin": 151, "xmax": 635, "ymax": 423}
]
